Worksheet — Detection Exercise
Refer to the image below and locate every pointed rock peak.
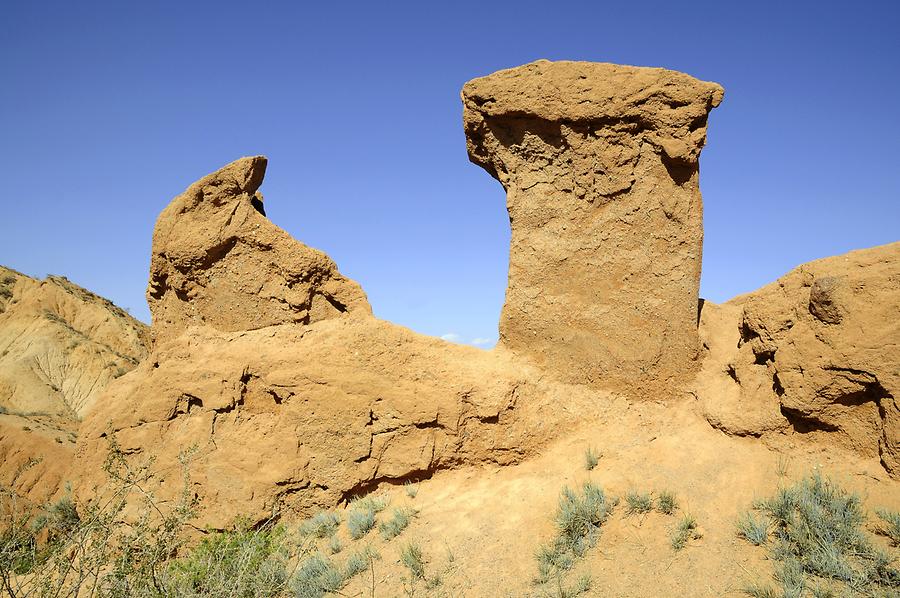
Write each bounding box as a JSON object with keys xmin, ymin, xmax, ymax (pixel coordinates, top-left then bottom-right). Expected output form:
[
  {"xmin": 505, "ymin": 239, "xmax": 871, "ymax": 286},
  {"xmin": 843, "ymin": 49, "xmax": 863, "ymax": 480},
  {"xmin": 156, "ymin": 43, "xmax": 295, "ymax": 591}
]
[{"xmin": 148, "ymin": 157, "xmax": 370, "ymax": 341}]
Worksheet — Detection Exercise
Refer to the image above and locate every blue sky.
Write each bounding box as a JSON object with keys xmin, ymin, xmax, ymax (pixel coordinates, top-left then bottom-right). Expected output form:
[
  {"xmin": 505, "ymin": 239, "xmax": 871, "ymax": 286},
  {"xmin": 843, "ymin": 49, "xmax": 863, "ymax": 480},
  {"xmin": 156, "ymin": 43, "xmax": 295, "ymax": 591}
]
[{"xmin": 1, "ymin": 1, "xmax": 898, "ymax": 347}]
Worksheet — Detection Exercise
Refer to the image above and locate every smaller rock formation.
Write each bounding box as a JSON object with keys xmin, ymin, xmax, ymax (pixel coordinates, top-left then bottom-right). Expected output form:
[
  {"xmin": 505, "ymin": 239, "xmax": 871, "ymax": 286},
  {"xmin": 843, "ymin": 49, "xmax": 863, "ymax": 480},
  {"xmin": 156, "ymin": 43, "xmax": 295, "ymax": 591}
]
[
  {"xmin": 697, "ymin": 242, "xmax": 899, "ymax": 476},
  {"xmin": 0, "ymin": 267, "xmax": 149, "ymax": 502},
  {"xmin": 462, "ymin": 60, "xmax": 723, "ymax": 395},
  {"xmin": 148, "ymin": 156, "xmax": 371, "ymax": 341}
]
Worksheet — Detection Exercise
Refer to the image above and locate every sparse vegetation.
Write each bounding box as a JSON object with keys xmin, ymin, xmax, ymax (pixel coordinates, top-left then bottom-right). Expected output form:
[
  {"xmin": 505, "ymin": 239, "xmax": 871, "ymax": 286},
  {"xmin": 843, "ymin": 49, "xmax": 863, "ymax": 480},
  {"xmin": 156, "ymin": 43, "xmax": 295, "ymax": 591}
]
[
  {"xmin": 343, "ymin": 545, "xmax": 380, "ymax": 580},
  {"xmin": 299, "ymin": 511, "xmax": 340, "ymax": 539},
  {"xmin": 583, "ymin": 447, "xmax": 599, "ymax": 471},
  {"xmin": 875, "ymin": 509, "xmax": 900, "ymax": 546},
  {"xmin": 400, "ymin": 541, "xmax": 426, "ymax": 580},
  {"xmin": 775, "ymin": 454, "xmax": 791, "ymax": 478},
  {"xmin": 347, "ymin": 507, "xmax": 376, "ymax": 540},
  {"xmin": 535, "ymin": 482, "xmax": 615, "ymax": 586},
  {"xmin": 655, "ymin": 490, "xmax": 678, "ymax": 515},
  {"xmin": 404, "ymin": 481, "xmax": 418, "ymax": 499},
  {"xmin": 671, "ymin": 514, "xmax": 699, "ymax": 551},
  {"xmin": 379, "ymin": 507, "xmax": 416, "ymax": 540},
  {"xmin": 328, "ymin": 535, "xmax": 342, "ymax": 555},
  {"xmin": 624, "ymin": 490, "xmax": 652, "ymax": 515},
  {"xmin": 346, "ymin": 492, "xmax": 389, "ymax": 540},
  {"xmin": 736, "ymin": 511, "xmax": 768, "ymax": 545},
  {"xmin": 294, "ymin": 553, "xmax": 345, "ymax": 598},
  {"xmin": 166, "ymin": 520, "xmax": 289, "ymax": 596},
  {"xmin": 738, "ymin": 472, "xmax": 900, "ymax": 597}
]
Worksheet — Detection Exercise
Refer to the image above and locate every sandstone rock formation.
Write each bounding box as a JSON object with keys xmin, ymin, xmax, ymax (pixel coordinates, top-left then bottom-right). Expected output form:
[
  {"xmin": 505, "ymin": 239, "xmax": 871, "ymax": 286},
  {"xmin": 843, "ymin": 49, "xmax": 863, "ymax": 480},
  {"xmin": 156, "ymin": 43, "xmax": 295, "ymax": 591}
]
[
  {"xmin": 697, "ymin": 242, "xmax": 899, "ymax": 474},
  {"xmin": 463, "ymin": 60, "xmax": 723, "ymax": 395},
  {"xmin": 0, "ymin": 267, "xmax": 149, "ymax": 501},
  {"xmin": 64, "ymin": 61, "xmax": 899, "ymax": 531},
  {"xmin": 75, "ymin": 158, "xmax": 604, "ymax": 528},
  {"xmin": 148, "ymin": 156, "xmax": 370, "ymax": 342}
]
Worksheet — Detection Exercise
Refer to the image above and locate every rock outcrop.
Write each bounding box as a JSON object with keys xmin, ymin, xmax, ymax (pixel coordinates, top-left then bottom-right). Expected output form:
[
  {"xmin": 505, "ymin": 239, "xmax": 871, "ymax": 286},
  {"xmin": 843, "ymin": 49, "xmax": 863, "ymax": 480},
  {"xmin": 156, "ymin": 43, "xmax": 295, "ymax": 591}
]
[
  {"xmin": 697, "ymin": 242, "xmax": 899, "ymax": 474},
  {"xmin": 64, "ymin": 61, "xmax": 899, "ymax": 529},
  {"xmin": 75, "ymin": 158, "xmax": 604, "ymax": 528},
  {"xmin": 463, "ymin": 60, "xmax": 723, "ymax": 395},
  {"xmin": 0, "ymin": 267, "xmax": 149, "ymax": 502},
  {"xmin": 148, "ymin": 156, "xmax": 371, "ymax": 342}
]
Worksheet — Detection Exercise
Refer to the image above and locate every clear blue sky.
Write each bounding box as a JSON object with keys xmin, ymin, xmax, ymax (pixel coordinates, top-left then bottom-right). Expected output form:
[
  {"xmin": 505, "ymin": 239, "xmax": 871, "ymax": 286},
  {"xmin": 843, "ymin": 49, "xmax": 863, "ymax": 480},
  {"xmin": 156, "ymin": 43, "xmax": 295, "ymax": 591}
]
[{"xmin": 2, "ymin": 1, "xmax": 898, "ymax": 347}]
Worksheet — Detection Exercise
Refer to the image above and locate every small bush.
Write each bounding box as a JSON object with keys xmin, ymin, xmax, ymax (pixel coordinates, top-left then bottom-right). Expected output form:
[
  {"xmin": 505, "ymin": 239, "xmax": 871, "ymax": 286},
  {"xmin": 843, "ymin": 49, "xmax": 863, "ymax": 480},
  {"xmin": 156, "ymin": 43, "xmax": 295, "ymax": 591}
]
[
  {"xmin": 167, "ymin": 520, "xmax": 288, "ymax": 596},
  {"xmin": 379, "ymin": 507, "xmax": 416, "ymax": 540},
  {"xmin": 293, "ymin": 553, "xmax": 345, "ymax": 598},
  {"xmin": 404, "ymin": 481, "xmax": 418, "ymax": 499},
  {"xmin": 671, "ymin": 514, "xmax": 699, "ymax": 551},
  {"xmin": 736, "ymin": 512, "xmax": 768, "ymax": 546},
  {"xmin": 350, "ymin": 493, "xmax": 389, "ymax": 514},
  {"xmin": 740, "ymin": 472, "xmax": 900, "ymax": 596},
  {"xmin": 624, "ymin": 491, "xmax": 652, "ymax": 516},
  {"xmin": 344, "ymin": 545, "xmax": 379, "ymax": 580},
  {"xmin": 535, "ymin": 482, "xmax": 615, "ymax": 584},
  {"xmin": 655, "ymin": 490, "xmax": 678, "ymax": 515},
  {"xmin": 328, "ymin": 536, "xmax": 343, "ymax": 555},
  {"xmin": 584, "ymin": 447, "xmax": 599, "ymax": 471},
  {"xmin": 299, "ymin": 511, "xmax": 340, "ymax": 539},
  {"xmin": 347, "ymin": 508, "xmax": 376, "ymax": 540},
  {"xmin": 875, "ymin": 509, "xmax": 900, "ymax": 546},
  {"xmin": 400, "ymin": 541, "xmax": 426, "ymax": 580}
]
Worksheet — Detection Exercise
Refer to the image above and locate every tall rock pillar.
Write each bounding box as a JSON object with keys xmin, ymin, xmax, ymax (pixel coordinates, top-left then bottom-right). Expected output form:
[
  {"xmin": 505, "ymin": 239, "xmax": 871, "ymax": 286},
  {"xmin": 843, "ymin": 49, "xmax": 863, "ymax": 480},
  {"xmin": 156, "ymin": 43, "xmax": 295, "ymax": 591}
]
[{"xmin": 462, "ymin": 60, "xmax": 723, "ymax": 395}]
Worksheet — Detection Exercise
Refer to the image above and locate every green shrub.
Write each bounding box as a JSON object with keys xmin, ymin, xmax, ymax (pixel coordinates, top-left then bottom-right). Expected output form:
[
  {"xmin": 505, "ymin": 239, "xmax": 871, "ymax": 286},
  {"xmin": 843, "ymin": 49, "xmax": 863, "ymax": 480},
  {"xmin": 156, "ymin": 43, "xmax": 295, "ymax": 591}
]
[
  {"xmin": 346, "ymin": 493, "xmax": 389, "ymax": 540},
  {"xmin": 379, "ymin": 507, "xmax": 416, "ymax": 540},
  {"xmin": 293, "ymin": 553, "xmax": 345, "ymax": 598},
  {"xmin": 347, "ymin": 508, "xmax": 376, "ymax": 540},
  {"xmin": 875, "ymin": 509, "xmax": 900, "ymax": 546},
  {"xmin": 736, "ymin": 512, "xmax": 768, "ymax": 545},
  {"xmin": 328, "ymin": 536, "xmax": 343, "ymax": 555},
  {"xmin": 166, "ymin": 520, "xmax": 288, "ymax": 597},
  {"xmin": 299, "ymin": 511, "xmax": 340, "ymax": 539},
  {"xmin": 655, "ymin": 490, "xmax": 678, "ymax": 515},
  {"xmin": 583, "ymin": 447, "xmax": 599, "ymax": 471},
  {"xmin": 343, "ymin": 545, "xmax": 379, "ymax": 579},
  {"xmin": 535, "ymin": 482, "xmax": 615, "ymax": 584},
  {"xmin": 624, "ymin": 490, "xmax": 652, "ymax": 515},
  {"xmin": 739, "ymin": 472, "xmax": 900, "ymax": 596},
  {"xmin": 671, "ymin": 514, "xmax": 699, "ymax": 551},
  {"xmin": 400, "ymin": 541, "xmax": 425, "ymax": 580},
  {"xmin": 404, "ymin": 482, "xmax": 418, "ymax": 499}
]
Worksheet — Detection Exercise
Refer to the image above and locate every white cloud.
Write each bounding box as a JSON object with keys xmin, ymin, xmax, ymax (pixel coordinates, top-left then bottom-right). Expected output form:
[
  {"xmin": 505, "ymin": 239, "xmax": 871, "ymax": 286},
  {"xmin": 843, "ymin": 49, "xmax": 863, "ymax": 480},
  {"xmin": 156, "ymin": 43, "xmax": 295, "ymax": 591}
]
[
  {"xmin": 470, "ymin": 337, "xmax": 493, "ymax": 346},
  {"xmin": 440, "ymin": 333, "xmax": 462, "ymax": 343}
]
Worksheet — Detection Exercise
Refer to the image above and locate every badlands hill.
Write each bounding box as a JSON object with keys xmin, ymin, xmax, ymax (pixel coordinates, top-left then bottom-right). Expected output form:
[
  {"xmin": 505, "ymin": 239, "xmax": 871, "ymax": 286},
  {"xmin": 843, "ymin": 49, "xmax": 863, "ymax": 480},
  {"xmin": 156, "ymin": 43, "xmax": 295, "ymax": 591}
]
[
  {"xmin": 1, "ymin": 60, "xmax": 898, "ymax": 597},
  {"xmin": 0, "ymin": 268, "xmax": 148, "ymax": 501}
]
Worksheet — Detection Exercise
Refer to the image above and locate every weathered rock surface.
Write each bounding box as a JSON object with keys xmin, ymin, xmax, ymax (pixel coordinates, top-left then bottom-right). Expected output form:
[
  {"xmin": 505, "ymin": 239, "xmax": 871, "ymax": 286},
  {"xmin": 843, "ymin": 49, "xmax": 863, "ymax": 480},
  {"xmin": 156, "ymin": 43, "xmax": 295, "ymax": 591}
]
[
  {"xmin": 0, "ymin": 267, "xmax": 149, "ymax": 502},
  {"xmin": 697, "ymin": 242, "xmax": 900, "ymax": 474},
  {"xmin": 463, "ymin": 60, "xmax": 723, "ymax": 395},
  {"xmin": 148, "ymin": 156, "xmax": 371, "ymax": 342},
  {"xmin": 75, "ymin": 159, "xmax": 603, "ymax": 528}
]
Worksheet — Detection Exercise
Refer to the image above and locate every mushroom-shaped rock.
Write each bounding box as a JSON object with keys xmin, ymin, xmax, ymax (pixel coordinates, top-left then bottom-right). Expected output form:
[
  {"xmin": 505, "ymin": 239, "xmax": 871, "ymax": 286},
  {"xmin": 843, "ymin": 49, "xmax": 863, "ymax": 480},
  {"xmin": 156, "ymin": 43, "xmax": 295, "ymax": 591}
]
[
  {"xmin": 147, "ymin": 156, "xmax": 371, "ymax": 341},
  {"xmin": 463, "ymin": 60, "xmax": 724, "ymax": 395}
]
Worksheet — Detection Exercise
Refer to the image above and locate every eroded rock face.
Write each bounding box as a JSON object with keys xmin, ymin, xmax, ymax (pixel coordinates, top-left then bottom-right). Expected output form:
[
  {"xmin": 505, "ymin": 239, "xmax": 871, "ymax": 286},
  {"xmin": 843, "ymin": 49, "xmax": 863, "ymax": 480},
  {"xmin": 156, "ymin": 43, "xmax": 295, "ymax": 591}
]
[
  {"xmin": 462, "ymin": 60, "xmax": 723, "ymax": 395},
  {"xmin": 697, "ymin": 242, "xmax": 900, "ymax": 474},
  {"xmin": 0, "ymin": 267, "xmax": 149, "ymax": 502},
  {"xmin": 148, "ymin": 156, "xmax": 371, "ymax": 342},
  {"xmin": 75, "ymin": 158, "xmax": 604, "ymax": 527}
]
